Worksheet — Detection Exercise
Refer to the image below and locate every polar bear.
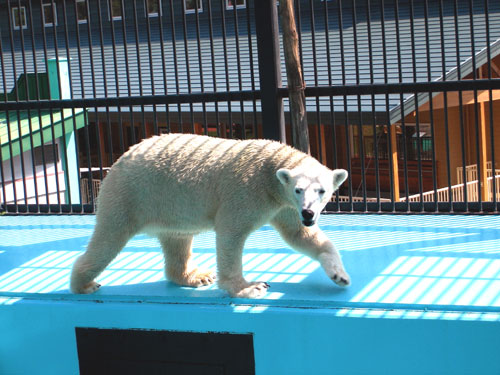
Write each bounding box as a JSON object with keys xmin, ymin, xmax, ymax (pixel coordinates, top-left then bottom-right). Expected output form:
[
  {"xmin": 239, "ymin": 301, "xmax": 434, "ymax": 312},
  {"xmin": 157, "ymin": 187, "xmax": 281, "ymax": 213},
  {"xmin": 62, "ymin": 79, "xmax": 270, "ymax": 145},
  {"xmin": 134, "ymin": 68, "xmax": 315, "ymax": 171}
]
[{"xmin": 70, "ymin": 133, "xmax": 350, "ymax": 298}]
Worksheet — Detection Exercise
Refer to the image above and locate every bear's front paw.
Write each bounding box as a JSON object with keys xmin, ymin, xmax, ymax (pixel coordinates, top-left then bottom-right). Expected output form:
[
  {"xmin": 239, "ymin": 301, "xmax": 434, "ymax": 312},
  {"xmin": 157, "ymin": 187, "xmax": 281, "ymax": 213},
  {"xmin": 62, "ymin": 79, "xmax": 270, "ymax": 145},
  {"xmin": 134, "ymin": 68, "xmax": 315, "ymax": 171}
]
[
  {"xmin": 330, "ymin": 267, "xmax": 351, "ymax": 287},
  {"xmin": 71, "ymin": 281, "xmax": 101, "ymax": 294}
]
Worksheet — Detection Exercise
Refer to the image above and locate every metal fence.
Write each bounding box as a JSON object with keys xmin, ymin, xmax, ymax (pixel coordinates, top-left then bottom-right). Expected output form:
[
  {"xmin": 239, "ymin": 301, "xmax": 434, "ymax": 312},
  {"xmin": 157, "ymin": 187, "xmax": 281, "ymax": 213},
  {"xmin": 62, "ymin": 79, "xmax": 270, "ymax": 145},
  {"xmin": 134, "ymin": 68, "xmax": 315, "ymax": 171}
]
[{"xmin": 0, "ymin": 0, "xmax": 499, "ymax": 214}]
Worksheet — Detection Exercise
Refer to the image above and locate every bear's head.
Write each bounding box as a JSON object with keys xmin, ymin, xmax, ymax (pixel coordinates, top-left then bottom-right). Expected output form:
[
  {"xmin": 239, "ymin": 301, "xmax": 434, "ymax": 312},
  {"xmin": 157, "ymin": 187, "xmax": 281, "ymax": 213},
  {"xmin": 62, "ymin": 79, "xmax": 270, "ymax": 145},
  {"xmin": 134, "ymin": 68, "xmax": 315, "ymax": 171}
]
[{"xmin": 276, "ymin": 167, "xmax": 348, "ymax": 227}]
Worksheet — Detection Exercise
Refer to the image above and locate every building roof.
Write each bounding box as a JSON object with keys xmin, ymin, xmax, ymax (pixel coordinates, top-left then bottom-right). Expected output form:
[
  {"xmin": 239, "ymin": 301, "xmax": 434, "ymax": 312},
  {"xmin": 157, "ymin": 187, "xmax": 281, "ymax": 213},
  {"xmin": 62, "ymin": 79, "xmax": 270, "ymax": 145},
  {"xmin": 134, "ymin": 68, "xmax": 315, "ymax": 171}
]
[
  {"xmin": 389, "ymin": 38, "xmax": 500, "ymax": 124},
  {"xmin": 1, "ymin": 0, "xmax": 499, "ymax": 118},
  {"xmin": 0, "ymin": 108, "xmax": 86, "ymax": 161}
]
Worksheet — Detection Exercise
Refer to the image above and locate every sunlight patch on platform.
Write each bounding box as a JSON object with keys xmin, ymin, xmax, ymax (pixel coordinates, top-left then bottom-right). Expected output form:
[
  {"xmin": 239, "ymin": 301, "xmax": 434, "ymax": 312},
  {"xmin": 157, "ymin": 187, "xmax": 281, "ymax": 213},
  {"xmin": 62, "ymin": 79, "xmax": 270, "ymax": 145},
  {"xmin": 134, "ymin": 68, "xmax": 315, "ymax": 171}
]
[
  {"xmin": 319, "ymin": 214, "xmax": 500, "ymax": 229},
  {"xmin": 0, "ymin": 228, "xmax": 92, "ymax": 246},
  {"xmin": 334, "ymin": 308, "xmax": 500, "ymax": 321},
  {"xmin": 406, "ymin": 238, "xmax": 500, "ymax": 254},
  {"xmin": 0, "ymin": 250, "xmax": 319, "ymax": 294},
  {"xmin": 351, "ymin": 255, "xmax": 500, "ymax": 307},
  {"xmin": 323, "ymin": 230, "xmax": 473, "ymax": 252}
]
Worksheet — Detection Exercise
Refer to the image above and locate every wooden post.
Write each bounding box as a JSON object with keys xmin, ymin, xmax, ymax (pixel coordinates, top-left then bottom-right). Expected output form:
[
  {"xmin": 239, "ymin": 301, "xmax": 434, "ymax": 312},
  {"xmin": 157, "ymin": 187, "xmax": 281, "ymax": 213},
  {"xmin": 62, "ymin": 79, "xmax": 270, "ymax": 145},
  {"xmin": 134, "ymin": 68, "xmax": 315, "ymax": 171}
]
[
  {"xmin": 478, "ymin": 67, "xmax": 490, "ymax": 201},
  {"xmin": 279, "ymin": 0, "xmax": 310, "ymax": 153},
  {"xmin": 390, "ymin": 124, "xmax": 400, "ymax": 202}
]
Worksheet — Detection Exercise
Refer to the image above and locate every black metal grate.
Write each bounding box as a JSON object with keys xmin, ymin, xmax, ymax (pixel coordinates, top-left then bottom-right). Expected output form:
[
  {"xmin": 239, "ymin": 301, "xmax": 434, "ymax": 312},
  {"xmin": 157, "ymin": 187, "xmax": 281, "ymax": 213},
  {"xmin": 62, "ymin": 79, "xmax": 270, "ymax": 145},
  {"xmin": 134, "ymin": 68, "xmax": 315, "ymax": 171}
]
[{"xmin": 0, "ymin": 0, "xmax": 499, "ymax": 214}]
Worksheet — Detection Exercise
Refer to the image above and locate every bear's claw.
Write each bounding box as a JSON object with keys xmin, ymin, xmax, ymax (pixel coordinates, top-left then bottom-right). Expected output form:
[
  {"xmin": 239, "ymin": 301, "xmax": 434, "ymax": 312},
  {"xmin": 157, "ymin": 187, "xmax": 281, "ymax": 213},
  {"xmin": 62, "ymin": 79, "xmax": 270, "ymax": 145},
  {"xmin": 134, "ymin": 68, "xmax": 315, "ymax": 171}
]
[{"xmin": 331, "ymin": 273, "xmax": 350, "ymax": 287}]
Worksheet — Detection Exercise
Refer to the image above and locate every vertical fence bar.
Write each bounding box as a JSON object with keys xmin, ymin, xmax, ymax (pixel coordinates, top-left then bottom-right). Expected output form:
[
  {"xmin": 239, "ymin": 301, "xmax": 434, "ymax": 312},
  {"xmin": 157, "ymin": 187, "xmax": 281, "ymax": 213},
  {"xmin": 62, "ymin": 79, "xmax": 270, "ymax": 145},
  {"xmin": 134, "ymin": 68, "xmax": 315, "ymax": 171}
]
[
  {"xmin": 254, "ymin": 0, "xmax": 285, "ymax": 142},
  {"xmin": 207, "ymin": 0, "xmax": 221, "ymax": 137},
  {"xmin": 438, "ymin": 0, "xmax": 452, "ymax": 211},
  {"xmin": 351, "ymin": 0, "xmax": 367, "ymax": 209},
  {"xmin": 132, "ymin": 0, "xmax": 147, "ymax": 141},
  {"xmin": 145, "ymin": 0, "xmax": 159, "ymax": 136},
  {"xmin": 245, "ymin": 0, "xmax": 258, "ymax": 138},
  {"xmin": 409, "ymin": 0, "xmax": 424, "ymax": 210},
  {"xmin": 394, "ymin": 0, "xmax": 410, "ymax": 210},
  {"xmin": 484, "ymin": 0, "xmax": 497, "ymax": 209},
  {"xmin": 422, "ymin": 0, "xmax": 437, "ymax": 212},
  {"xmin": 39, "ymin": 0, "xmax": 62, "ymax": 211},
  {"xmin": 194, "ymin": 0, "xmax": 208, "ymax": 135},
  {"xmin": 0, "ymin": 24, "xmax": 18, "ymax": 212},
  {"xmin": 7, "ymin": 0, "xmax": 29, "ymax": 210},
  {"xmin": 28, "ymin": 1, "xmax": 51, "ymax": 210},
  {"xmin": 453, "ymin": 0, "xmax": 468, "ymax": 209},
  {"xmin": 0, "ymin": 28, "xmax": 6, "ymax": 210},
  {"xmin": 95, "ymin": 0, "xmax": 114, "ymax": 173},
  {"xmin": 231, "ymin": 0, "xmax": 246, "ymax": 139},
  {"xmin": 62, "ymin": 0, "xmax": 83, "ymax": 212},
  {"xmin": 366, "ymin": 0, "xmax": 380, "ymax": 210},
  {"xmin": 337, "ymin": 0, "xmax": 353, "ymax": 209},
  {"xmin": 158, "ymin": 0, "xmax": 171, "ymax": 134},
  {"xmin": 468, "ymin": 0, "xmax": 485, "ymax": 210},
  {"xmin": 47, "ymin": 0, "xmax": 73, "ymax": 212},
  {"xmin": 75, "ymin": 0, "xmax": 96, "ymax": 209},
  {"xmin": 181, "ymin": 0, "xmax": 195, "ymax": 134},
  {"xmin": 168, "ymin": 0, "xmax": 183, "ymax": 131},
  {"xmin": 220, "ymin": 0, "xmax": 233, "ymax": 138},
  {"xmin": 22, "ymin": 0, "xmax": 42, "ymax": 211},
  {"xmin": 308, "ymin": 0, "xmax": 324, "ymax": 166},
  {"xmin": 380, "ymin": 0, "xmax": 397, "ymax": 211},
  {"xmin": 322, "ymin": 0, "xmax": 340, "ymax": 208}
]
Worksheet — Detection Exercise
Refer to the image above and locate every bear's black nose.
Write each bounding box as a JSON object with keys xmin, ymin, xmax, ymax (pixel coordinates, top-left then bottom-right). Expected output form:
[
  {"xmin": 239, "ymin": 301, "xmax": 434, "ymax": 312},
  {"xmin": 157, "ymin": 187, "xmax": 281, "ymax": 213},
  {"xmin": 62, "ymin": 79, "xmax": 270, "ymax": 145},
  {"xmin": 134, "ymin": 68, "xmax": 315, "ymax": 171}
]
[{"xmin": 301, "ymin": 209, "xmax": 314, "ymax": 220}]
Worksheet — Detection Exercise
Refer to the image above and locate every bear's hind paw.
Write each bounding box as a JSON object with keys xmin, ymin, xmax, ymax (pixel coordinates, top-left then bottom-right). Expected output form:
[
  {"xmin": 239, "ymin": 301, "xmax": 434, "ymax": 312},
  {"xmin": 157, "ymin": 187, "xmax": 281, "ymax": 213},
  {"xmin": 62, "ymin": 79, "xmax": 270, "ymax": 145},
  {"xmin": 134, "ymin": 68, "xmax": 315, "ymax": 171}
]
[
  {"xmin": 173, "ymin": 269, "xmax": 217, "ymax": 288},
  {"xmin": 233, "ymin": 282, "xmax": 270, "ymax": 299}
]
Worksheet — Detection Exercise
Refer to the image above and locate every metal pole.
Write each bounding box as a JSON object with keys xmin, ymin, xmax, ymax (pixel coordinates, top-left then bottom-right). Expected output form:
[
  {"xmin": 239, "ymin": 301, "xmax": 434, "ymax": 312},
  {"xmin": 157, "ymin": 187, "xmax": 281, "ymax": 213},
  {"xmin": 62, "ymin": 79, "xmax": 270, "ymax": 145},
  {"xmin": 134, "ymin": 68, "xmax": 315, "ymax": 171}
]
[{"xmin": 254, "ymin": 0, "xmax": 285, "ymax": 142}]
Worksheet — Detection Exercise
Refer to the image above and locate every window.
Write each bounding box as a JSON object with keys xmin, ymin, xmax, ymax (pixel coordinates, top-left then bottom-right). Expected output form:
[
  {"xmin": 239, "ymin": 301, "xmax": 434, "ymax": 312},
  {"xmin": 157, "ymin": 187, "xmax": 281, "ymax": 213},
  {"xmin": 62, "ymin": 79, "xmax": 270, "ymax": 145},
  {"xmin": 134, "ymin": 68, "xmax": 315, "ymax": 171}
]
[
  {"xmin": 145, "ymin": 0, "xmax": 161, "ymax": 17},
  {"xmin": 184, "ymin": 0, "xmax": 202, "ymax": 14},
  {"xmin": 42, "ymin": 2, "xmax": 58, "ymax": 27},
  {"xmin": 11, "ymin": 7, "xmax": 27, "ymax": 30},
  {"xmin": 76, "ymin": 0, "xmax": 88, "ymax": 23},
  {"xmin": 226, "ymin": 0, "xmax": 245, "ymax": 10},
  {"xmin": 33, "ymin": 144, "xmax": 59, "ymax": 167},
  {"xmin": 110, "ymin": 0, "xmax": 123, "ymax": 20}
]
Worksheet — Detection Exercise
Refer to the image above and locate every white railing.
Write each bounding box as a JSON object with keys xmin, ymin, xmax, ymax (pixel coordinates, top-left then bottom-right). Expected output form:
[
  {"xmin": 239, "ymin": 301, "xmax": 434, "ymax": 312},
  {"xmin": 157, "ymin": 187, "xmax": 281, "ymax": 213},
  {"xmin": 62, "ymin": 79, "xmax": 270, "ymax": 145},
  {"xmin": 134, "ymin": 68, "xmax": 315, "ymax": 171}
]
[
  {"xmin": 402, "ymin": 174, "xmax": 500, "ymax": 202},
  {"xmin": 457, "ymin": 162, "xmax": 495, "ymax": 184},
  {"xmin": 336, "ymin": 196, "xmax": 392, "ymax": 203},
  {"xmin": 80, "ymin": 178, "xmax": 102, "ymax": 205}
]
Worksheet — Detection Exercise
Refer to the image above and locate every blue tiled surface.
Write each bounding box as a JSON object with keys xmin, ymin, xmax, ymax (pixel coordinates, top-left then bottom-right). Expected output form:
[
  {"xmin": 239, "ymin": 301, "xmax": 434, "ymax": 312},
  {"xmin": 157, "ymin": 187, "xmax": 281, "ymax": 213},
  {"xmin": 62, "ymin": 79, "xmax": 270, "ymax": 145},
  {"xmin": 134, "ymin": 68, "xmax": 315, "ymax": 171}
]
[{"xmin": 1, "ymin": 214, "xmax": 499, "ymax": 314}]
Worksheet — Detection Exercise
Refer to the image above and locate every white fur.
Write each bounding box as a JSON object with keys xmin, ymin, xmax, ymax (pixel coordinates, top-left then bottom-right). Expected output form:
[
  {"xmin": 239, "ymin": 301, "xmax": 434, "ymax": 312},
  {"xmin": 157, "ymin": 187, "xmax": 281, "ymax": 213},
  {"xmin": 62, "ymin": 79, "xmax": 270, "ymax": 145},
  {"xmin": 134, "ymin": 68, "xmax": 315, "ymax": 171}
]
[{"xmin": 70, "ymin": 133, "xmax": 350, "ymax": 298}]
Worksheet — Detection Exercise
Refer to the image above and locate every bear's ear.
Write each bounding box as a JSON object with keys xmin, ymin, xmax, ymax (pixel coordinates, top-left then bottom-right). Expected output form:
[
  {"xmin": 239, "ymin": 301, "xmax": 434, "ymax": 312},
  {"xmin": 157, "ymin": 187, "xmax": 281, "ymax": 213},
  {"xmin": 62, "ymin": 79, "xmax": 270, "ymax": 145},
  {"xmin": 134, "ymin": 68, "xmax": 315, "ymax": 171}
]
[
  {"xmin": 276, "ymin": 168, "xmax": 292, "ymax": 185},
  {"xmin": 333, "ymin": 169, "xmax": 348, "ymax": 188}
]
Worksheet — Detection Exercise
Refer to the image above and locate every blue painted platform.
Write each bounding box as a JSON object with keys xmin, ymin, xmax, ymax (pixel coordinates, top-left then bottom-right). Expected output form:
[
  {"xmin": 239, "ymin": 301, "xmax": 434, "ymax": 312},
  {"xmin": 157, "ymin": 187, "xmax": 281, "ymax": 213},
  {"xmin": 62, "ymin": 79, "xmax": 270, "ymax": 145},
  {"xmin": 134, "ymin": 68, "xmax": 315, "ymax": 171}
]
[{"xmin": 1, "ymin": 214, "xmax": 499, "ymax": 374}]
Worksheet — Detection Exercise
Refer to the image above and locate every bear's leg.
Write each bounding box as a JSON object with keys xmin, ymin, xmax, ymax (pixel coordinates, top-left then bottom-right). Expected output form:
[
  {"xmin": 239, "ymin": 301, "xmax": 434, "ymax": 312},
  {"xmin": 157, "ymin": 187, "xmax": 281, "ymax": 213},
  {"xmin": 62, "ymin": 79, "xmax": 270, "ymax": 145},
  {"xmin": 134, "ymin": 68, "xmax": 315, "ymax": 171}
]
[
  {"xmin": 215, "ymin": 231, "xmax": 270, "ymax": 298},
  {"xmin": 159, "ymin": 234, "xmax": 216, "ymax": 287},
  {"xmin": 271, "ymin": 207, "xmax": 350, "ymax": 287},
  {"xmin": 70, "ymin": 225, "xmax": 133, "ymax": 294}
]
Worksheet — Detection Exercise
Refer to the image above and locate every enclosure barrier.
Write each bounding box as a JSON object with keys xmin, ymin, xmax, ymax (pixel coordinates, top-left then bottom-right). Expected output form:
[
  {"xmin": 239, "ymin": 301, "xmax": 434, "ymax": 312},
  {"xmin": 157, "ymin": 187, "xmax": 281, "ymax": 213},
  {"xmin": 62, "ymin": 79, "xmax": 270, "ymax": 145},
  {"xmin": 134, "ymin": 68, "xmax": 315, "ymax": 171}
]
[{"xmin": 1, "ymin": 0, "xmax": 499, "ymax": 213}]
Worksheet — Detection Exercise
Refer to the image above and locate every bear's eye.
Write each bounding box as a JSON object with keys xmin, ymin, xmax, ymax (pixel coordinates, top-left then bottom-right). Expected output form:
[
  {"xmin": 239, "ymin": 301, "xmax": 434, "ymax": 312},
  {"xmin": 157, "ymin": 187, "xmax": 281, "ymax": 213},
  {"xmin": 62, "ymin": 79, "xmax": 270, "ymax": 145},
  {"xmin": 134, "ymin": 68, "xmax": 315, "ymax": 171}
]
[
  {"xmin": 295, "ymin": 188, "xmax": 303, "ymax": 194},
  {"xmin": 318, "ymin": 189, "xmax": 326, "ymax": 195}
]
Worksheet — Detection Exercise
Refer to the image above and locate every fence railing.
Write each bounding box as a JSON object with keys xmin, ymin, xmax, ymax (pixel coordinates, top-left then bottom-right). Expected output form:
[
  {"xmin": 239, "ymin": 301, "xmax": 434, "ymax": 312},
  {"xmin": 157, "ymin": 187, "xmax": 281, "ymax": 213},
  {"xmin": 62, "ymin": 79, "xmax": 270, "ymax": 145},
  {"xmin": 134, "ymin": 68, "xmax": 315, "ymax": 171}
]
[
  {"xmin": 80, "ymin": 178, "xmax": 102, "ymax": 206},
  {"xmin": 1, "ymin": 0, "xmax": 499, "ymax": 213},
  {"xmin": 403, "ymin": 174, "xmax": 500, "ymax": 203},
  {"xmin": 457, "ymin": 162, "xmax": 495, "ymax": 184}
]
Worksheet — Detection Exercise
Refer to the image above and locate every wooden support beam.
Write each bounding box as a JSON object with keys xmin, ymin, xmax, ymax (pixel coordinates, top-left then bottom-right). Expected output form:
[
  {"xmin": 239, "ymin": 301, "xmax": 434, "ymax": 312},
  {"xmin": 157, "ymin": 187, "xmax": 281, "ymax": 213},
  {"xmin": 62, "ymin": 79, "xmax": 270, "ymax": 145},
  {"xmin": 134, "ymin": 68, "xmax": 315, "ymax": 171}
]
[
  {"xmin": 320, "ymin": 124, "xmax": 327, "ymax": 166},
  {"xmin": 490, "ymin": 60, "xmax": 500, "ymax": 77},
  {"xmin": 390, "ymin": 125, "xmax": 400, "ymax": 202},
  {"xmin": 279, "ymin": 0, "xmax": 310, "ymax": 153}
]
